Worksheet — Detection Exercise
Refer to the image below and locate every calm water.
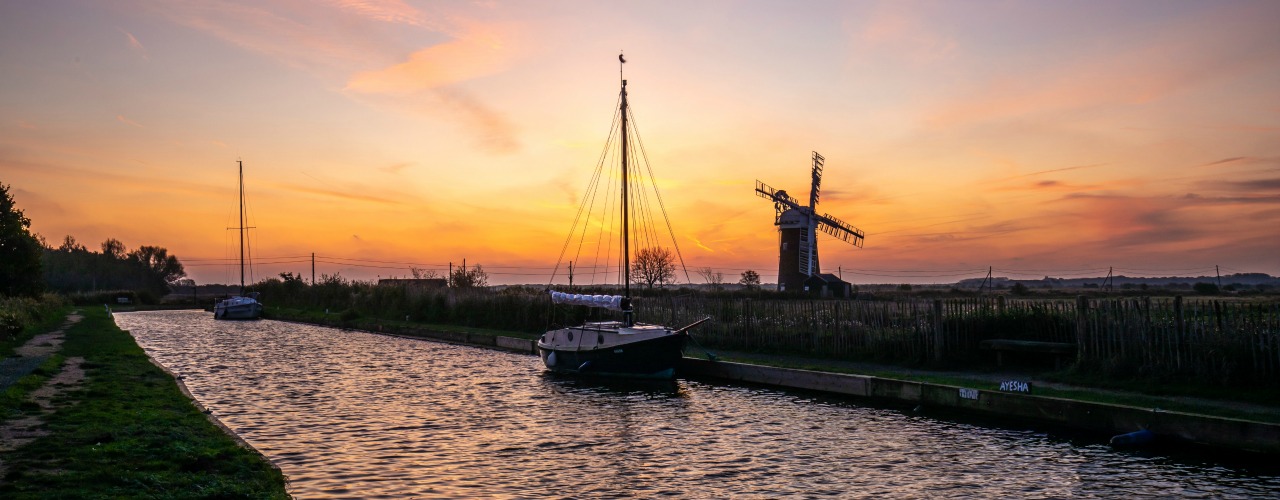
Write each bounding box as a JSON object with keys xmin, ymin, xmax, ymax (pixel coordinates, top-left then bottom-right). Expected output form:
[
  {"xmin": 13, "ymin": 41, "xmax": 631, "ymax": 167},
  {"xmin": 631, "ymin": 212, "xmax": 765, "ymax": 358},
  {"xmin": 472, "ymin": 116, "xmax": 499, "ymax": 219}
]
[{"xmin": 115, "ymin": 311, "xmax": 1279, "ymax": 499}]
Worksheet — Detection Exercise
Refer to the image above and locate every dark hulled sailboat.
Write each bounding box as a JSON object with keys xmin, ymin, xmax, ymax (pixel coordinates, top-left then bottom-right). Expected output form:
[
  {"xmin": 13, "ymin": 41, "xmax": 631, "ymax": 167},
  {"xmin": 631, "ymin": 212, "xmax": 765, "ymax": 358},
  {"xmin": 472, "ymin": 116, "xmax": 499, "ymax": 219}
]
[{"xmin": 537, "ymin": 55, "xmax": 708, "ymax": 379}]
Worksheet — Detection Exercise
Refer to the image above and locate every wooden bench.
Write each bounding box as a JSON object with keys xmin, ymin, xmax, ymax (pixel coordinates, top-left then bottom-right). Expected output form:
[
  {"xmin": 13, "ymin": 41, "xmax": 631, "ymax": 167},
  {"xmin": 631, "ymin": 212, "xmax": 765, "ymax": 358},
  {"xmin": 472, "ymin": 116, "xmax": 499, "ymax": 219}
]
[{"xmin": 979, "ymin": 339, "xmax": 1077, "ymax": 369}]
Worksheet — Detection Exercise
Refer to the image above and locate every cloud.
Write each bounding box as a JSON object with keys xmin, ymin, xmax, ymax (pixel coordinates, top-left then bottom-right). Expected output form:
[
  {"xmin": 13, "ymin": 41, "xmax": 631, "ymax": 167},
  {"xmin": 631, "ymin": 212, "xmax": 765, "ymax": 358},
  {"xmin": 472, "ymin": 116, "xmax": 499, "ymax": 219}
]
[
  {"xmin": 923, "ymin": 4, "xmax": 1280, "ymax": 128},
  {"xmin": 120, "ymin": 28, "xmax": 149, "ymax": 60},
  {"xmin": 345, "ymin": 26, "xmax": 516, "ymax": 94},
  {"xmin": 379, "ymin": 162, "xmax": 412, "ymax": 174},
  {"xmin": 116, "ymin": 114, "xmax": 143, "ymax": 128},
  {"xmin": 274, "ymin": 183, "xmax": 405, "ymax": 205},
  {"xmin": 1202, "ymin": 156, "xmax": 1252, "ymax": 167},
  {"xmin": 327, "ymin": 0, "xmax": 429, "ymax": 27},
  {"xmin": 1211, "ymin": 178, "xmax": 1280, "ymax": 192},
  {"xmin": 432, "ymin": 87, "xmax": 519, "ymax": 154},
  {"xmin": 849, "ymin": 3, "xmax": 957, "ymax": 64}
]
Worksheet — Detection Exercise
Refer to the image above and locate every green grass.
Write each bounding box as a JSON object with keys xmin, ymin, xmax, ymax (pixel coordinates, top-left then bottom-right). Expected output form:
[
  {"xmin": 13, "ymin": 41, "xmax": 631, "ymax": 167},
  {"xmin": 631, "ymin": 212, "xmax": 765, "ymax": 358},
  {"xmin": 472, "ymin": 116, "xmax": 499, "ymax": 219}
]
[
  {"xmin": 0, "ymin": 307, "xmax": 290, "ymax": 498},
  {"xmin": 0, "ymin": 302, "xmax": 69, "ymax": 358},
  {"xmin": 713, "ymin": 352, "xmax": 1280, "ymax": 424}
]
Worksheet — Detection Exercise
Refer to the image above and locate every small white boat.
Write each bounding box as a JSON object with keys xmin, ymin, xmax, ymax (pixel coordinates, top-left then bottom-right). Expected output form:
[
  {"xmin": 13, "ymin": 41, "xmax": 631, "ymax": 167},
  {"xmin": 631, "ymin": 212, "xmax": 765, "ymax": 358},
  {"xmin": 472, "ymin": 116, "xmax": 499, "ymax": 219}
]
[
  {"xmin": 214, "ymin": 292, "xmax": 263, "ymax": 320},
  {"xmin": 214, "ymin": 160, "xmax": 263, "ymax": 320}
]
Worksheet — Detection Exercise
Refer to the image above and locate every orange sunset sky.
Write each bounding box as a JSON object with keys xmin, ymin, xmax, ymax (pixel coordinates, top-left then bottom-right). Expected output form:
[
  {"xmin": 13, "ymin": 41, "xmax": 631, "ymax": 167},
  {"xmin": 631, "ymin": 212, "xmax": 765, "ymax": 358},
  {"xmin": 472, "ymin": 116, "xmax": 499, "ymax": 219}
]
[{"xmin": 2, "ymin": 1, "xmax": 1278, "ymax": 286}]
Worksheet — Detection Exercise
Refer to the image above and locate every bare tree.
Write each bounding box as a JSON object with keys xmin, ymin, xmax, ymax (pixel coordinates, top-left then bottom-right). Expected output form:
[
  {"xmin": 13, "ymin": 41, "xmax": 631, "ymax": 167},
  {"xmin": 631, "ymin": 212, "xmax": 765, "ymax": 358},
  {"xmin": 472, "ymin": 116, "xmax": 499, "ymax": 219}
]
[
  {"xmin": 739, "ymin": 270, "xmax": 761, "ymax": 290},
  {"xmin": 631, "ymin": 247, "xmax": 676, "ymax": 289},
  {"xmin": 696, "ymin": 266, "xmax": 725, "ymax": 291},
  {"xmin": 410, "ymin": 267, "xmax": 442, "ymax": 280}
]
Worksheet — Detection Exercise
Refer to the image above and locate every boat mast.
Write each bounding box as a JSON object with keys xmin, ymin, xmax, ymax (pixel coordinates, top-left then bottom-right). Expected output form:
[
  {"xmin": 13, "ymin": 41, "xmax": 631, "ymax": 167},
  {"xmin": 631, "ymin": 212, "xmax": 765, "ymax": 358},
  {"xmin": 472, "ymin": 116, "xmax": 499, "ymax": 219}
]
[
  {"xmin": 238, "ymin": 160, "xmax": 245, "ymax": 295},
  {"xmin": 619, "ymin": 54, "xmax": 633, "ymax": 325}
]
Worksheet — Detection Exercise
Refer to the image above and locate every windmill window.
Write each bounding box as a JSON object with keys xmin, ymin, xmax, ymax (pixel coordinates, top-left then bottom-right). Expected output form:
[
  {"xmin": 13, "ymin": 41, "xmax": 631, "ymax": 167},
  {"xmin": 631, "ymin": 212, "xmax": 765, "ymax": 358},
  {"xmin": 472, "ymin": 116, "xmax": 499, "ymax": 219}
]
[{"xmin": 781, "ymin": 242, "xmax": 788, "ymax": 251}]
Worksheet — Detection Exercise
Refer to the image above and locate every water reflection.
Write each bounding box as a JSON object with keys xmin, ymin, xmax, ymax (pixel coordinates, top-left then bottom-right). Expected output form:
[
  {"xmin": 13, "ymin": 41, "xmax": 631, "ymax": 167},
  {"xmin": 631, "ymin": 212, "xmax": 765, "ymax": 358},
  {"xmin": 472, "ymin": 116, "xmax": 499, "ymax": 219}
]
[{"xmin": 115, "ymin": 311, "xmax": 1280, "ymax": 499}]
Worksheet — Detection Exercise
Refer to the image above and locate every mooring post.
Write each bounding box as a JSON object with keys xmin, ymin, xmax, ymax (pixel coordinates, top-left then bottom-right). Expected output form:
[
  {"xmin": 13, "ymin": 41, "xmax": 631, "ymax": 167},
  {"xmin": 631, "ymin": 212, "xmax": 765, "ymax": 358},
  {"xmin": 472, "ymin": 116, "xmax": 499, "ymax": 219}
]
[
  {"xmin": 1076, "ymin": 295, "xmax": 1089, "ymax": 362},
  {"xmin": 933, "ymin": 299, "xmax": 944, "ymax": 362},
  {"xmin": 1174, "ymin": 295, "xmax": 1185, "ymax": 370}
]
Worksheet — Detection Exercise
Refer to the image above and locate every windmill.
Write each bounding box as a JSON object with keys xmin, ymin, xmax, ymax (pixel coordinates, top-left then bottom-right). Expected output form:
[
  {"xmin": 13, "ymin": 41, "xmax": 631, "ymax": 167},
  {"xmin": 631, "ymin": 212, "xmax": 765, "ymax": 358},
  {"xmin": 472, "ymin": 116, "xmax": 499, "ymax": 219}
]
[{"xmin": 755, "ymin": 151, "xmax": 865, "ymax": 292}]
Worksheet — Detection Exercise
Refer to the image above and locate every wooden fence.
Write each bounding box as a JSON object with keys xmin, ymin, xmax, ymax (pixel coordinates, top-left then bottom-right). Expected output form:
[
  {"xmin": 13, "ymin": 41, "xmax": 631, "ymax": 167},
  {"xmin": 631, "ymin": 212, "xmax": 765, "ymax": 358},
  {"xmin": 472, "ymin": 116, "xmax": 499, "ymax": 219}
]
[{"xmin": 314, "ymin": 283, "xmax": 1279, "ymax": 386}]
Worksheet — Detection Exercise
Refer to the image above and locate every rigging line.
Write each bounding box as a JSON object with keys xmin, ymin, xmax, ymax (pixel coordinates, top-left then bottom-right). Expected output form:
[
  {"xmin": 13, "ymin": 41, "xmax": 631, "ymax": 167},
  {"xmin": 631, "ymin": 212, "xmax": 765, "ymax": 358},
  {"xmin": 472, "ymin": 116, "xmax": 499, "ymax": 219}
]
[
  {"xmin": 629, "ymin": 106, "xmax": 692, "ymax": 283},
  {"xmin": 574, "ymin": 98, "xmax": 623, "ymax": 287},
  {"xmin": 554, "ymin": 94, "xmax": 623, "ymax": 286}
]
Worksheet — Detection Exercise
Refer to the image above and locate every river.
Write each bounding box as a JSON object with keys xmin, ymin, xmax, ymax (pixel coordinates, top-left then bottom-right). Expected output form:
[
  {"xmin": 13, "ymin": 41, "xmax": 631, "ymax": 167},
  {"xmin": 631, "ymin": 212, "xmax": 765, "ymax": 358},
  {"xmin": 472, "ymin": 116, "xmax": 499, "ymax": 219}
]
[{"xmin": 114, "ymin": 311, "xmax": 1280, "ymax": 499}]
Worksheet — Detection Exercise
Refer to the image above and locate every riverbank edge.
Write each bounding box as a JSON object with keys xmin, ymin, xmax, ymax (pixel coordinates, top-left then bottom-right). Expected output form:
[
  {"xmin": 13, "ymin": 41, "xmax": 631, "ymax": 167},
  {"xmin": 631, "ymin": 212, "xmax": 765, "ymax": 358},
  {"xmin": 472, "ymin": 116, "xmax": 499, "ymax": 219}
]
[
  {"xmin": 271, "ymin": 314, "xmax": 1280, "ymax": 456},
  {"xmin": 127, "ymin": 318, "xmax": 288, "ymax": 481},
  {"xmin": 0, "ymin": 308, "xmax": 290, "ymax": 497}
]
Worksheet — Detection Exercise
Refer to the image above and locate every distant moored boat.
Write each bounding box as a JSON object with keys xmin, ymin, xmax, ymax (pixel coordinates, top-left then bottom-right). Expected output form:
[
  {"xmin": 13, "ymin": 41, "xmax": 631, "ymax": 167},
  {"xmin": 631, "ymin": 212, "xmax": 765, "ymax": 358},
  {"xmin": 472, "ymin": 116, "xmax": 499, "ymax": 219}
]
[{"xmin": 214, "ymin": 160, "xmax": 263, "ymax": 320}]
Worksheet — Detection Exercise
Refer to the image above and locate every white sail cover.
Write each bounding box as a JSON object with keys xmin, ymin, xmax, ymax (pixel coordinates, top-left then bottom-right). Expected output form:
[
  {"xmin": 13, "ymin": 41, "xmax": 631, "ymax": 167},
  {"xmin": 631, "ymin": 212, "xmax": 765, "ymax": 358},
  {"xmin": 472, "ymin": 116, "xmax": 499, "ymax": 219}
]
[{"xmin": 549, "ymin": 291, "xmax": 624, "ymax": 311}]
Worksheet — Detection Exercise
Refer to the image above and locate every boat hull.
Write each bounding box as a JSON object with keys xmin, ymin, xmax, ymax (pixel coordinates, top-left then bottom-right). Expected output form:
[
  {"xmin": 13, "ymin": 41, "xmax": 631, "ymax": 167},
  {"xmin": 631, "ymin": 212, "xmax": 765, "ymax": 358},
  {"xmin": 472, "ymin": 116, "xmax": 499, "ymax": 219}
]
[
  {"xmin": 538, "ymin": 329, "xmax": 687, "ymax": 379},
  {"xmin": 214, "ymin": 297, "xmax": 263, "ymax": 320}
]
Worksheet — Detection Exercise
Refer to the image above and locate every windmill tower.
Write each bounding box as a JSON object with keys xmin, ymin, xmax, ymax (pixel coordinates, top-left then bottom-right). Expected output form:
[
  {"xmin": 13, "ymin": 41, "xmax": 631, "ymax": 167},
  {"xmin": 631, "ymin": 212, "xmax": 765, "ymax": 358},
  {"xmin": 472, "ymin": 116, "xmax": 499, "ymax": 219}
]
[{"xmin": 755, "ymin": 151, "xmax": 865, "ymax": 292}]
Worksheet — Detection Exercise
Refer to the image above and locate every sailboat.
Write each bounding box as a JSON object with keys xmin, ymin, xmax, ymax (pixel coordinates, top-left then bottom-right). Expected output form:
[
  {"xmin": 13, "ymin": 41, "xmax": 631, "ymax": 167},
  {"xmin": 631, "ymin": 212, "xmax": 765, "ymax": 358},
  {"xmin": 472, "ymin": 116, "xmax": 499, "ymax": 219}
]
[
  {"xmin": 537, "ymin": 55, "xmax": 710, "ymax": 379},
  {"xmin": 214, "ymin": 160, "xmax": 264, "ymax": 320}
]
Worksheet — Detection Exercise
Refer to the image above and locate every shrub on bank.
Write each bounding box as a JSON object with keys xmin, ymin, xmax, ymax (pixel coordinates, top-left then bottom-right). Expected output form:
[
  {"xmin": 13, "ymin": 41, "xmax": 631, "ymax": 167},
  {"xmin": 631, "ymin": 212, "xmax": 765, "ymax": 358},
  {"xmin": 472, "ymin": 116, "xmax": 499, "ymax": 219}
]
[{"xmin": 0, "ymin": 294, "xmax": 67, "ymax": 342}]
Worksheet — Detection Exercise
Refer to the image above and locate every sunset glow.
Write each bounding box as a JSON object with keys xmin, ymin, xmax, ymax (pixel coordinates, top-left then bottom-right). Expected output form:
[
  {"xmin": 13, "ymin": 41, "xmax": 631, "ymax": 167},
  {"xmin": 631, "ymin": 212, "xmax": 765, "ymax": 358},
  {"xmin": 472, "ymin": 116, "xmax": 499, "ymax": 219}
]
[{"xmin": 2, "ymin": 0, "xmax": 1277, "ymax": 285}]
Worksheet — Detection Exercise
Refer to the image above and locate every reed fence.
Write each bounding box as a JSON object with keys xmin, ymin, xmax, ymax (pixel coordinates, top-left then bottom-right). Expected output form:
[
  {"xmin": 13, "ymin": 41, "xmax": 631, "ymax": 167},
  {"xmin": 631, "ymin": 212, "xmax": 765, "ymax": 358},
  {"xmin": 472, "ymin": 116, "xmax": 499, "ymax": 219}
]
[{"xmin": 261, "ymin": 278, "xmax": 1280, "ymax": 386}]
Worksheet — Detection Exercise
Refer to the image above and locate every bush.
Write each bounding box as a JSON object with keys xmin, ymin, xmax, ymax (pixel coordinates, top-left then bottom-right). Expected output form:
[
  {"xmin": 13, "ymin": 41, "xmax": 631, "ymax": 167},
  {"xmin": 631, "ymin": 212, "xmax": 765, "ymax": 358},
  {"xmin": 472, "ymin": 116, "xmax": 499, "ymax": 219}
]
[{"xmin": 1193, "ymin": 282, "xmax": 1220, "ymax": 295}]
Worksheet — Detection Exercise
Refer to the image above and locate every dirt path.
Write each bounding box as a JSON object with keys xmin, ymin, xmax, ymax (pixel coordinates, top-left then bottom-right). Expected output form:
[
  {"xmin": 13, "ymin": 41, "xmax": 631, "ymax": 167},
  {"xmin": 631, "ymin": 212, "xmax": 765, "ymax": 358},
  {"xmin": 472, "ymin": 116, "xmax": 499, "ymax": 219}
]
[{"xmin": 0, "ymin": 312, "xmax": 86, "ymax": 478}]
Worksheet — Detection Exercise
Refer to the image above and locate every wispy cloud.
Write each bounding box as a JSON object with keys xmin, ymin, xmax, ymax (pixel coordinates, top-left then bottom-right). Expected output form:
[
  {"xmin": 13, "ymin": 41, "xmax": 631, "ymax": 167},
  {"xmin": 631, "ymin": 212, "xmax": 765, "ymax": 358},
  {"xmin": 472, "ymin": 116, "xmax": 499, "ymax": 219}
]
[
  {"xmin": 345, "ymin": 30, "xmax": 513, "ymax": 93},
  {"xmin": 119, "ymin": 28, "xmax": 149, "ymax": 60},
  {"xmin": 379, "ymin": 162, "xmax": 412, "ymax": 174},
  {"xmin": 329, "ymin": 0, "xmax": 421, "ymax": 24},
  {"xmin": 923, "ymin": 4, "xmax": 1280, "ymax": 128},
  {"xmin": 116, "ymin": 114, "xmax": 143, "ymax": 128},
  {"xmin": 849, "ymin": 3, "xmax": 957, "ymax": 64},
  {"xmin": 274, "ymin": 183, "xmax": 405, "ymax": 205}
]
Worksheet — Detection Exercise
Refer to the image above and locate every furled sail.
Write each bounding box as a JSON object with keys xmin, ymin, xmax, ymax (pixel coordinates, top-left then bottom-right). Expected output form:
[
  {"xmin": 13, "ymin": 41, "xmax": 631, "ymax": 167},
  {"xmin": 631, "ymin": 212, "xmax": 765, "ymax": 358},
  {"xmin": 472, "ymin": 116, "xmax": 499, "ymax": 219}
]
[{"xmin": 549, "ymin": 291, "xmax": 624, "ymax": 311}]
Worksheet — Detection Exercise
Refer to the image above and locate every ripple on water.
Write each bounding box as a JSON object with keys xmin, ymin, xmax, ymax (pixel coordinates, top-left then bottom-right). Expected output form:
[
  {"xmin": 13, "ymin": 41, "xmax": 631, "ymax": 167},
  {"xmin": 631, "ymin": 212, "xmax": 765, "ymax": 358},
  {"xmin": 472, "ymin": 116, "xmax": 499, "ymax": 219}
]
[{"xmin": 116, "ymin": 310, "xmax": 1280, "ymax": 499}]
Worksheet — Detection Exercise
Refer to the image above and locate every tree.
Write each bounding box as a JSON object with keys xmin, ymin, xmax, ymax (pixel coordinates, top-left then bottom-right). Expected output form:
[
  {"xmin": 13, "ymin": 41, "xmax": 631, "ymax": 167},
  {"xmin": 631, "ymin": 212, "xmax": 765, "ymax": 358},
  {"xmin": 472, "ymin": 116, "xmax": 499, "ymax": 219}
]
[
  {"xmin": 738, "ymin": 270, "xmax": 761, "ymax": 290},
  {"xmin": 631, "ymin": 247, "xmax": 676, "ymax": 289},
  {"xmin": 695, "ymin": 267, "xmax": 725, "ymax": 291},
  {"xmin": 0, "ymin": 183, "xmax": 44, "ymax": 296},
  {"xmin": 101, "ymin": 238, "xmax": 125, "ymax": 258},
  {"xmin": 411, "ymin": 267, "xmax": 442, "ymax": 280},
  {"xmin": 450, "ymin": 264, "xmax": 489, "ymax": 288},
  {"xmin": 127, "ymin": 245, "xmax": 187, "ymax": 284},
  {"xmin": 58, "ymin": 234, "xmax": 86, "ymax": 252}
]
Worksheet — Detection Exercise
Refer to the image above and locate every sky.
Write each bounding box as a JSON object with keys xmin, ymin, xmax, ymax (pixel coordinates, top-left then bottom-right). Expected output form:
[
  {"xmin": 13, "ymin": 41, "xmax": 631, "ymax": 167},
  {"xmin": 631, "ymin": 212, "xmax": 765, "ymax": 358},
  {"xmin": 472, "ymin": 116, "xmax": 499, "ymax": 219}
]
[{"xmin": 2, "ymin": 0, "xmax": 1278, "ymax": 286}]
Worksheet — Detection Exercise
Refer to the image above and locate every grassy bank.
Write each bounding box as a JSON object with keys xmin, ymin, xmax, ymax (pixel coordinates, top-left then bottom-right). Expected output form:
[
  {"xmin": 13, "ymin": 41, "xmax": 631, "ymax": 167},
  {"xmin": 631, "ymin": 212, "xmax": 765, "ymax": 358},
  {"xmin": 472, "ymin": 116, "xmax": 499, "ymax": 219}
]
[
  {"xmin": 712, "ymin": 351, "xmax": 1280, "ymax": 424},
  {"xmin": 0, "ymin": 295, "xmax": 68, "ymax": 357},
  {"xmin": 0, "ymin": 307, "xmax": 289, "ymax": 498}
]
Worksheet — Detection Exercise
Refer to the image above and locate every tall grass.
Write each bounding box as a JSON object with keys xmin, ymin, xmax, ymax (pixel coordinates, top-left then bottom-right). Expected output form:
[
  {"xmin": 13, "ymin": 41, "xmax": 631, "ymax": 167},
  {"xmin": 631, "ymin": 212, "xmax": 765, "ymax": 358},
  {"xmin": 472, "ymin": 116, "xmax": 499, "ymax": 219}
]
[{"xmin": 249, "ymin": 279, "xmax": 1280, "ymax": 389}]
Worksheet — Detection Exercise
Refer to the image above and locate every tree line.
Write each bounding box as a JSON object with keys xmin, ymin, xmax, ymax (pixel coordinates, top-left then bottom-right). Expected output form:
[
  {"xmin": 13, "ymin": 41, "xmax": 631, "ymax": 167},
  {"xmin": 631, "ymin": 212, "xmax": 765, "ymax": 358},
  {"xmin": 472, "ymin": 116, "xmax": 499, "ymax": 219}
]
[{"xmin": 1, "ymin": 183, "xmax": 186, "ymax": 300}]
